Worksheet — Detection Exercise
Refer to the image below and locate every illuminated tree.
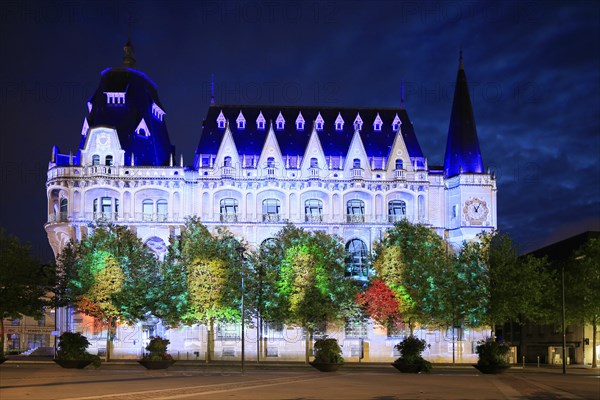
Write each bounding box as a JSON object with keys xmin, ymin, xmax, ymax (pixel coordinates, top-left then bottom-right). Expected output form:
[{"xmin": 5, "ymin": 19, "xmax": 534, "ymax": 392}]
[
  {"xmin": 249, "ymin": 224, "xmax": 354, "ymax": 363},
  {"xmin": 355, "ymin": 279, "xmax": 402, "ymax": 328},
  {"xmin": 566, "ymin": 238, "xmax": 600, "ymax": 368},
  {"xmin": 470, "ymin": 231, "xmax": 550, "ymax": 335},
  {"xmin": 56, "ymin": 223, "xmax": 160, "ymax": 361},
  {"xmin": 166, "ymin": 217, "xmax": 245, "ymax": 361},
  {"xmin": 0, "ymin": 229, "xmax": 51, "ymax": 359},
  {"xmin": 373, "ymin": 221, "xmax": 448, "ymax": 333}
]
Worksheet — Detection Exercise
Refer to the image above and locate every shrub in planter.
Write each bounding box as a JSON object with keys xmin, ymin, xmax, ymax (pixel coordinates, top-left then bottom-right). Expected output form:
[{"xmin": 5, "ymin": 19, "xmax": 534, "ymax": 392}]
[
  {"xmin": 392, "ymin": 336, "xmax": 432, "ymax": 373},
  {"xmin": 474, "ymin": 338, "xmax": 510, "ymax": 373},
  {"xmin": 55, "ymin": 332, "xmax": 101, "ymax": 368},
  {"xmin": 139, "ymin": 337, "xmax": 175, "ymax": 369},
  {"xmin": 310, "ymin": 338, "xmax": 343, "ymax": 371}
]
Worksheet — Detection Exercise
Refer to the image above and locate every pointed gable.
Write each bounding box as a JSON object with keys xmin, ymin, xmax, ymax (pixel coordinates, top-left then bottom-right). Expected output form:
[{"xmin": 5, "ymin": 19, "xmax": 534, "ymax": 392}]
[
  {"xmin": 444, "ymin": 52, "xmax": 484, "ymax": 177},
  {"xmin": 345, "ymin": 130, "xmax": 370, "ymax": 178},
  {"xmin": 301, "ymin": 125, "xmax": 326, "ymax": 176}
]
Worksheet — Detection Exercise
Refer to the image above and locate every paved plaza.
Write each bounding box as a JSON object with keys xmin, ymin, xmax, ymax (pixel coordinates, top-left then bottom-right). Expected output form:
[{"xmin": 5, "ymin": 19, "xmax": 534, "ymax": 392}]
[{"xmin": 0, "ymin": 361, "xmax": 598, "ymax": 400}]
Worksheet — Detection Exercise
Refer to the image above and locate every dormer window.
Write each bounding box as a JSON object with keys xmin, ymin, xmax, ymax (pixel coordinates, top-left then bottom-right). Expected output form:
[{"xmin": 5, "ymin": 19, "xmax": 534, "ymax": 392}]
[
  {"xmin": 135, "ymin": 118, "xmax": 151, "ymax": 137},
  {"xmin": 335, "ymin": 112, "xmax": 344, "ymax": 131},
  {"xmin": 104, "ymin": 92, "xmax": 125, "ymax": 105},
  {"xmin": 236, "ymin": 110, "xmax": 246, "ymax": 129},
  {"xmin": 276, "ymin": 112, "xmax": 285, "ymax": 130},
  {"xmin": 151, "ymin": 103, "xmax": 166, "ymax": 121},
  {"xmin": 224, "ymin": 156, "xmax": 232, "ymax": 167},
  {"xmin": 373, "ymin": 113, "xmax": 383, "ymax": 131},
  {"xmin": 92, "ymin": 155, "xmax": 100, "ymax": 166},
  {"xmin": 315, "ymin": 112, "xmax": 324, "ymax": 131},
  {"xmin": 296, "ymin": 112, "xmax": 305, "ymax": 130},
  {"xmin": 105, "ymin": 155, "xmax": 113, "ymax": 166},
  {"xmin": 216, "ymin": 110, "xmax": 226, "ymax": 129},
  {"xmin": 392, "ymin": 113, "xmax": 401, "ymax": 131},
  {"xmin": 353, "ymin": 113, "xmax": 363, "ymax": 131},
  {"xmin": 257, "ymin": 111, "xmax": 266, "ymax": 130}
]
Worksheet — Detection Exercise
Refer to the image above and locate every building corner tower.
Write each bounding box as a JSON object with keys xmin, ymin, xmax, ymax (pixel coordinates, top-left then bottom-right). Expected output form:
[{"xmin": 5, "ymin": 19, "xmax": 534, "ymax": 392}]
[{"xmin": 443, "ymin": 51, "xmax": 497, "ymax": 246}]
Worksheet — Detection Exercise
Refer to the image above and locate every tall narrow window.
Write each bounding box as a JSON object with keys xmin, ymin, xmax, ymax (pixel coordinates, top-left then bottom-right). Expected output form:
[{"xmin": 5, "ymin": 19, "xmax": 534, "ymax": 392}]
[
  {"xmin": 310, "ymin": 157, "xmax": 318, "ymax": 168},
  {"xmin": 59, "ymin": 198, "xmax": 68, "ymax": 221},
  {"xmin": 220, "ymin": 198, "xmax": 239, "ymax": 222},
  {"xmin": 395, "ymin": 159, "xmax": 403, "ymax": 170},
  {"xmin": 347, "ymin": 199, "xmax": 365, "ymax": 223},
  {"xmin": 262, "ymin": 199, "xmax": 280, "ymax": 222},
  {"xmin": 156, "ymin": 199, "xmax": 168, "ymax": 221},
  {"xmin": 92, "ymin": 155, "xmax": 100, "ymax": 166},
  {"xmin": 305, "ymin": 199, "xmax": 323, "ymax": 222},
  {"xmin": 353, "ymin": 158, "xmax": 361, "ymax": 169},
  {"xmin": 223, "ymin": 156, "xmax": 232, "ymax": 167},
  {"xmin": 142, "ymin": 199, "xmax": 153, "ymax": 221},
  {"xmin": 388, "ymin": 200, "xmax": 406, "ymax": 223},
  {"xmin": 346, "ymin": 239, "xmax": 368, "ymax": 278},
  {"xmin": 105, "ymin": 155, "xmax": 113, "ymax": 166}
]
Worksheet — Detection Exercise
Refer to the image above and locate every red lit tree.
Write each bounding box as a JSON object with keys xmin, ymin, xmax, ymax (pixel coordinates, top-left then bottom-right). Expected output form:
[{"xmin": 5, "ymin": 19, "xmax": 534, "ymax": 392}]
[{"xmin": 355, "ymin": 279, "xmax": 402, "ymax": 328}]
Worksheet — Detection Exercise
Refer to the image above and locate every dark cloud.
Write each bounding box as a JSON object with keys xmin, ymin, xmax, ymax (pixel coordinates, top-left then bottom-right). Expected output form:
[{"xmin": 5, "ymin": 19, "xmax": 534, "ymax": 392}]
[{"xmin": 0, "ymin": 0, "xmax": 598, "ymax": 260}]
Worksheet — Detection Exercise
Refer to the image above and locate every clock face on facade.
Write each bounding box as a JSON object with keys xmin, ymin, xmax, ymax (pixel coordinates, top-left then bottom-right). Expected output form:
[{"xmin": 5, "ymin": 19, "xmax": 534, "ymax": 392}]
[{"xmin": 463, "ymin": 198, "xmax": 488, "ymax": 225}]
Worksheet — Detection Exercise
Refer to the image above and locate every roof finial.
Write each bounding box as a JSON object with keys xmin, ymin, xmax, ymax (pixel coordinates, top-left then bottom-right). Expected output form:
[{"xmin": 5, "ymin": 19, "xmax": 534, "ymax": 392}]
[
  {"xmin": 210, "ymin": 73, "xmax": 215, "ymax": 104},
  {"xmin": 459, "ymin": 48, "xmax": 464, "ymax": 70},
  {"xmin": 400, "ymin": 80, "xmax": 406, "ymax": 109},
  {"xmin": 123, "ymin": 15, "xmax": 136, "ymax": 68}
]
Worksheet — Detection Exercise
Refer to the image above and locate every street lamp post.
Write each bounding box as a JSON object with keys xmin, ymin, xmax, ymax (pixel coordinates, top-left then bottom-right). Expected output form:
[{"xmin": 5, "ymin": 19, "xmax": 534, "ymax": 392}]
[{"xmin": 238, "ymin": 245, "xmax": 246, "ymax": 374}]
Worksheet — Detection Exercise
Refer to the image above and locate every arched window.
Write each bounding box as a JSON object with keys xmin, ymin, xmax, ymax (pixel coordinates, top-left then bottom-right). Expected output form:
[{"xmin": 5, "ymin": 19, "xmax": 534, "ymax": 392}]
[
  {"xmin": 388, "ymin": 200, "xmax": 406, "ymax": 223},
  {"xmin": 310, "ymin": 158, "xmax": 318, "ymax": 168},
  {"xmin": 142, "ymin": 199, "xmax": 153, "ymax": 221},
  {"xmin": 93, "ymin": 196, "xmax": 118, "ymax": 220},
  {"xmin": 59, "ymin": 198, "xmax": 68, "ymax": 221},
  {"xmin": 353, "ymin": 158, "xmax": 361, "ymax": 169},
  {"xmin": 92, "ymin": 155, "xmax": 100, "ymax": 166},
  {"xmin": 105, "ymin": 155, "xmax": 113, "ymax": 166},
  {"xmin": 157, "ymin": 199, "xmax": 168, "ymax": 221},
  {"xmin": 223, "ymin": 156, "xmax": 232, "ymax": 167},
  {"xmin": 305, "ymin": 199, "xmax": 323, "ymax": 222},
  {"xmin": 346, "ymin": 239, "xmax": 368, "ymax": 279},
  {"xmin": 395, "ymin": 159, "xmax": 403, "ymax": 170},
  {"xmin": 346, "ymin": 199, "xmax": 365, "ymax": 223},
  {"xmin": 220, "ymin": 198, "xmax": 239, "ymax": 222},
  {"xmin": 262, "ymin": 199, "xmax": 280, "ymax": 222}
]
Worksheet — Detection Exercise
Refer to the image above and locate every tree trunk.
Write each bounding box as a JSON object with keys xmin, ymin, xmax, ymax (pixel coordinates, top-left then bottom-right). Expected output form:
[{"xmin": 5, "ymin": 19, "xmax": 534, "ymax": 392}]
[
  {"xmin": 0, "ymin": 318, "xmax": 5, "ymax": 358},
  {"xmin": 256, "ymin": 315, "xmax": 261, "ymax": 363},
  {"xmin": 408, "ymin": 319, "xmax": 414, "ymax": 337},
  {"xmin": 105, "ymin": 318, "xmax": 113, "ymax": 362},
  {"xmin": 592, "ymin": 316, "xmax": 597, "ymax": 368},
  {"xmin": 305, "ymin": 327, "xmax": 313, "ymax": 364},
  {"xmin": 207, "ymin": 318, "xmax": 214, "ymax": 362}
]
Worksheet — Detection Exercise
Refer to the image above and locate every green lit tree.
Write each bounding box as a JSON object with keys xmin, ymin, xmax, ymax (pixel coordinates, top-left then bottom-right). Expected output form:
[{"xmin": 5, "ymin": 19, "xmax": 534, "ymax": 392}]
[
  {"xmin": 470, "ymin": 231, "xmax": 550, "ymax": 336},
  {"xmin": 56, "ymin": 223, "xmax": 160, "ymax": 361},
  {"xmin": 248, "ymin": 224, "xmax": 354, "ymax": 363},
  {"xmin": 166, "ymin": 217, "xmax": 245, "ymax": 361},
  {"xmin": 373, "ymin": 221, "xmax": 449, "ymax": 334},
  {"xmin": 566, "ymin": 238, "xmax": 599, "ymax": 368},
  {"xmin": 0, "ymin": 229, "xmax": 51, "ymax": 359}
]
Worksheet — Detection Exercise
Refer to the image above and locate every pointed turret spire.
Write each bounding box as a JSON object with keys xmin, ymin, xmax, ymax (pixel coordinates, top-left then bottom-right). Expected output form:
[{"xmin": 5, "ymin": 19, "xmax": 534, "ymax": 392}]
[
  {"xmin": 123, "ymin": 17, "xmax": 136, "ymax": 68},
  {"xmin": 443, "ymin": 51, "xmax": 484, "ymax": 178}
]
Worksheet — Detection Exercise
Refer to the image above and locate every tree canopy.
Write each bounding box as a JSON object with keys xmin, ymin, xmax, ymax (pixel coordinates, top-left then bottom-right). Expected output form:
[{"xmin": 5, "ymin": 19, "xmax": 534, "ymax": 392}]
[{"xmin": 0, "ymin": 228, "xmax": 51, "ymax": 357}]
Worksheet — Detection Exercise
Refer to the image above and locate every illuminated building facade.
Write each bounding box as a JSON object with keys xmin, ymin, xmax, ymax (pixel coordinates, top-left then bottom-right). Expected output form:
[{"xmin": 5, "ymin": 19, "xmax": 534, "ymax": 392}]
[{"xmin": 45, "ymin": 43, "xmax": 497, "ymax": 362}]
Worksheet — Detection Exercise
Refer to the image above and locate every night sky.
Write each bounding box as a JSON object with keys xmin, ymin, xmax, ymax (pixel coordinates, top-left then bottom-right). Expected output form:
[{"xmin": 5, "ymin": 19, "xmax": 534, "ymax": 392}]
[{"xmin": 1, "ymin": 0, "xmax": 598, "ymax": 262}]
